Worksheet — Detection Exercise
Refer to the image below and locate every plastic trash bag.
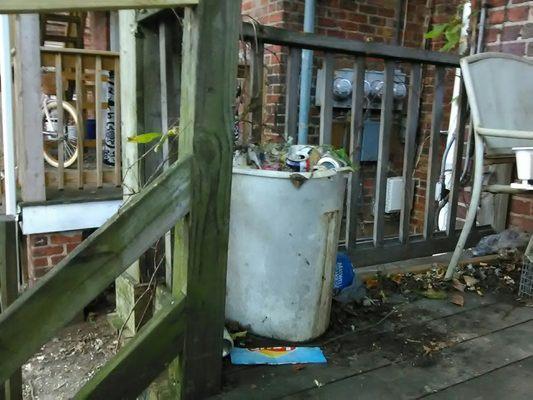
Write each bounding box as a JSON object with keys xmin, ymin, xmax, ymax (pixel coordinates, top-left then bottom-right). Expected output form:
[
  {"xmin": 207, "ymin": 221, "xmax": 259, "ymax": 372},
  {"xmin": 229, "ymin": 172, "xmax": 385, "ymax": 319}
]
[{"xmin": 472, "ymin": 229, "xmax": 531, "ymax": 256}]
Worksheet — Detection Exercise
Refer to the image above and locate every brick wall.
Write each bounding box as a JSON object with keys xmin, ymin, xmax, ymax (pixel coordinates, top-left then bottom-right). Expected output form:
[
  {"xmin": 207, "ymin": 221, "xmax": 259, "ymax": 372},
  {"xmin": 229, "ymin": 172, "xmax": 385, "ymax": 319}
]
[
  {"xmin": 26, "ymin": 230, "xmax": 84, "ymax": 286},
  {"xmin": 483, "ymin": 0, "xmax": 533, "ymax": 231},
  {"xmin": 241, "ymin": 0, "xmax": 461, "ymax": 236}
]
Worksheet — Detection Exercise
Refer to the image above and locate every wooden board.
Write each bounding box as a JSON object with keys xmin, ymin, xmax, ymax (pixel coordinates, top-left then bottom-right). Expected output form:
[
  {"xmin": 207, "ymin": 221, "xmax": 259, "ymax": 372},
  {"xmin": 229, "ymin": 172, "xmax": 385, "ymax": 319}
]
[
  {"xmin": 287, "ymin": 318, "xmax": 533, "ymax": 399},
  {"xmin": 0, "ymin": 218, "xmax": 22, "ymax": 400},
  {"xmin": 14, "ymin": 15, "xmax": 46, "ymax": 202},
  {"xmin": 174, "ymin": 2, "xmax": 241, "ymax": 399},
  {"xmin": 0, "ymin": 0, "xmax": 198, "ymax": 13},
  {"xmin": 0, "ymin": 156, "xmax": 191, "ymax": 383},
  {"xmin": 218, "ymin": 297, "xmax": 532, "ymax": 400},
  {"xmin": 425, "ymin": 355, "xmax": 533, "ymax": 399},
  {"xmin": 241, "ymin": 23, "xmax": 460, "ymax": 67}
]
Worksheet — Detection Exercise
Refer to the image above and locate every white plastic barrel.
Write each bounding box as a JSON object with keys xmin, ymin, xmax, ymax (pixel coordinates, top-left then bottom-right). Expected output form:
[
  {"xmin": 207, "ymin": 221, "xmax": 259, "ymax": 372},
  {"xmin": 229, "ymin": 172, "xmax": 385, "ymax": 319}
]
[{"xmin": 226, "ymin": 167, "xmax": 349, "ymax": 342}]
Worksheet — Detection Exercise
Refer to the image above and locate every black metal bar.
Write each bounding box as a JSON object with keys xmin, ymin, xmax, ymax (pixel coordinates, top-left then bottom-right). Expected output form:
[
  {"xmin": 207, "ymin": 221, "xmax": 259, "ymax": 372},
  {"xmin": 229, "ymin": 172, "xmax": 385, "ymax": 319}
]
[
  {"xmin": 346, "ymin": 57, "xmax": 366, "ymax": 248},
  {"xmin": 373, "ymin": 60, "xmax": 395, "ymax": 246},
  {"xmin": 241, "ymin": 22, "xmax": 460, "ymax": 67},
  {"xmin": 423, "ymin": 66, "xmax": 446, "ymax": 239},
  {"xmin": 250, "ymin": 40, "xmax": 264, "ymax": 143},
  {"xmin": 350, "ymin": 226, "xmax": 494, "ymax": 267},
  {"xmin": 284, "ymin": 47, "xmax": 301, "ymax": 141},
  {"xmin": 446, "ymin": 82, "xmax": 468, "ymax": 236},
  {"xmin": 399, "ymin": 64, "xmax": 422, "ymax": 244},
  {"xmin": 319, "ymin": 52, "xmax": 334, "ymax": 145}
]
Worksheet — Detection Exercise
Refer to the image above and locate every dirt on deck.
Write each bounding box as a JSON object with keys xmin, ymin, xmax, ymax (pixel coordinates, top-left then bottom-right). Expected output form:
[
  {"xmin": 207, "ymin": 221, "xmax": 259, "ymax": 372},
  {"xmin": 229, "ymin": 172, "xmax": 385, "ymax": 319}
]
[
  {"xmin": 21, "ymin": 251, "xmax": 527, "ymax": 399},
  {"xmin": 22, "ymin": 315, "xmax": 117, "ymax": 400}
]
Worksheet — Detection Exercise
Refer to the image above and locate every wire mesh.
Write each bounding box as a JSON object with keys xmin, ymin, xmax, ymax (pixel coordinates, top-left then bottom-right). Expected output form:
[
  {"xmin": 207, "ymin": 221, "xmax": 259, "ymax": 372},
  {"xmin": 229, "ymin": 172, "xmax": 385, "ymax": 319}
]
[{"xmin": 519, "ymin": 236, "xmax": 533, "ymax": 298}]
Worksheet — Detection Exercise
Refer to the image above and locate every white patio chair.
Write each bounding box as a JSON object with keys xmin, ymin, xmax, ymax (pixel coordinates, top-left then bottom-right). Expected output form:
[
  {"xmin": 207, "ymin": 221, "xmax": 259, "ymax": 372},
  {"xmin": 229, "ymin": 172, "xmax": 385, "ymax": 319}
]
[{"xmin": 445, "ymin": 52, "xmax": 533, "ymax": 280}]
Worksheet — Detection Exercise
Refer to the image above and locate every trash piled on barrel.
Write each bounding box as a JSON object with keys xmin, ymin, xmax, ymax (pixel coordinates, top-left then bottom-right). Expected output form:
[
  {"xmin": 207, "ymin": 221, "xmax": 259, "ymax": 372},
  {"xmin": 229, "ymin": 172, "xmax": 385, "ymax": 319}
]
[{"xmin": 233, "ymin": 139, "xmax": 352, "ymax": 172}]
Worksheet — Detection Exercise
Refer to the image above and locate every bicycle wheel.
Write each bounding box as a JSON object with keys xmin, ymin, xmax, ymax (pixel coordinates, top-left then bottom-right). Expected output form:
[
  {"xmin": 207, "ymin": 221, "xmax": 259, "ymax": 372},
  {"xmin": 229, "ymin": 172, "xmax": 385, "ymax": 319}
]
[{"xmin": 42, "ymin": 100, "xmax": 80, "ymax": 168}]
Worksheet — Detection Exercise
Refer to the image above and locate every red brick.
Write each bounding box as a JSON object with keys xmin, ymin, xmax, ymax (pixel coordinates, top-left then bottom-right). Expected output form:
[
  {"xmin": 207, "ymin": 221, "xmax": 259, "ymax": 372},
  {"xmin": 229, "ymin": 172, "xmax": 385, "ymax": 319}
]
[
  {"xmin": 66, "ymin": 243, "xmax": 80, "ymax": 252},
  {"xmin": 488, "ymin": 9, "xmax": 505, "ymax": 24},
  {"xmin": 510, "ymin": 197, "xmax": 532, "ymax": 215},
  {"xmin": 30, "ymin": 234, "xmax": 48, "ymax": 248},
  {"xmin": 33, "ymin": 267, "xmax": 52, "ymax": 278},
  {"xmin": 501, "ymin": 25, "xmax": 521, "ymax": 41},
  {"xmin": 487, "ymin": 0, "xmax": 509, "ymax": 5},
  {"xmin": 501, "ymin": 41, "xmax": 525, "ymax": 55},
  {"xmin": 507, "ymin": 6, "xmax": 529, "ymax": 22},
  {"xmin": 50, "ymin": 232, "xmax": 83, "ymax": 245},
  {"xmin": 50, "ymin": 254, "xmax": 67, "ymax": 265},
  {"xmin": 32, "ymin": 256, "xmax": 49, "ymax": 268},
  {"xmin": 509, "ymin": 213, "xmax": 533, "ymax": 231},
  {"xmin": 33, "ymin": 245, "xmax": 64, "ymax": 257}
]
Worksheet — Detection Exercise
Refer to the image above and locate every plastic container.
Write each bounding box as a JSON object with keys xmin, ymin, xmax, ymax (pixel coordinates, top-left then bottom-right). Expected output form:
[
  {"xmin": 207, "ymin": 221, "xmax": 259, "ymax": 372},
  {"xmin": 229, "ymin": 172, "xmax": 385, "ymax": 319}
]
[
  {"xmin": 226, "ymin": 167, "xmax": 349, "ymax": 342},
  {"xmin": 513, "ymin": 147, "xmax": 533, "ymax": 181}
]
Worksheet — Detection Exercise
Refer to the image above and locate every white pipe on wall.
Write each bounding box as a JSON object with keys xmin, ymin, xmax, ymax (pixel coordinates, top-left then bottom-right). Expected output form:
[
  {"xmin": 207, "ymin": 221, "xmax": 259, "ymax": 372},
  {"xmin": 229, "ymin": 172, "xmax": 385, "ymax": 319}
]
[{"xmin": 0, "ymin": 15, "xmax": 17, "ymax": 216}]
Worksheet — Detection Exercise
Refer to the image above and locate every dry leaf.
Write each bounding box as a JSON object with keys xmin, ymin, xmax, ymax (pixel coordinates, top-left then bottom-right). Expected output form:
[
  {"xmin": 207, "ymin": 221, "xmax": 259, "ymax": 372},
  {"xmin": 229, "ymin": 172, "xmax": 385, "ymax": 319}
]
[
  {"xmin": 452, "ymin": 279, "xmax": 466, "ymax": 292},
  {"xmin": 463, "ymin": 275, "xmax": 479, "ymax": 287},
  {"xmin": 450, "ymin": 293, "xmax": 465, "ymax": 307}
]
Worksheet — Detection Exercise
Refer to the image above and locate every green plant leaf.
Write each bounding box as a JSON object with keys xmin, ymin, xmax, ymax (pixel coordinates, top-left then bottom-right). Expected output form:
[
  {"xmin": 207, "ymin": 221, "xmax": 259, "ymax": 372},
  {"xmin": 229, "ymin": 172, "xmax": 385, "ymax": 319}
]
[
  {"xmin": 424, "ymin": 23, "xmax": 448, "ymax": 39},
  {"xmin": 128, "ymin": 132, "xmax": 163, "ymax": 144}
]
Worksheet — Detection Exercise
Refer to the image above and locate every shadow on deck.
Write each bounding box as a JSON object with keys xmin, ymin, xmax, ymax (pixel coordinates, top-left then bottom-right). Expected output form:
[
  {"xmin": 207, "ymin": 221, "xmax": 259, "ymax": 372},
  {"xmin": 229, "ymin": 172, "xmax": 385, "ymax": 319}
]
[{"xmin": 217, "ymin": 291, "xmax": 533, "ymax": 399}]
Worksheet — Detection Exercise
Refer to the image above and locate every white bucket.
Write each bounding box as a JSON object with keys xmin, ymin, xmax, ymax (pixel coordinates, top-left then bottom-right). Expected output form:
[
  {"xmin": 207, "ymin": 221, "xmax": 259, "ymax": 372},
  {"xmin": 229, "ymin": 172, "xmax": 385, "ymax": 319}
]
[
  {"xmin": 226, "ymin": 167, "xmax": 349, "ymax": 342},
  {"xmin": 513, "ymin": 147, "xmax": 533, "ymax": 181}
]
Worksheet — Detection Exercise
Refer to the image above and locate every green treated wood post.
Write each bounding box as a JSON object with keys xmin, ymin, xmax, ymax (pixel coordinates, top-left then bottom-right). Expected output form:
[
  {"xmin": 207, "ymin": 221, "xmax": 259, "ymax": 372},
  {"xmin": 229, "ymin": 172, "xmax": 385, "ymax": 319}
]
[
  {"xmin": 173, "ymin": 1, "xmax": 241, "ymax": 398},
  {"xmin": 0, "ymin": 217, "xmax": 22, "ymax": 400}
]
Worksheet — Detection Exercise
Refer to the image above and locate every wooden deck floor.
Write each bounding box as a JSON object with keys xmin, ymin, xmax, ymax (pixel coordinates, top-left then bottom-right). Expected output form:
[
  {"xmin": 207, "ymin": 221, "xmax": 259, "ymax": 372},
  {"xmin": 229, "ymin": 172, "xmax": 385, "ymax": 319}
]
[{"xmin": 216, "ymin": 293, "xmax": 533, "ymax": 399}]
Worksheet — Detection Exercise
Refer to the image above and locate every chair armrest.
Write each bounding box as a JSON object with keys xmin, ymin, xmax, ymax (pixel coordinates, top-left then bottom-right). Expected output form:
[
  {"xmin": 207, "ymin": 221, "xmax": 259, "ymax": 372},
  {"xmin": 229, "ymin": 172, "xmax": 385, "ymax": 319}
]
[{"xmin": 477, "ymin": 127, "xmax": 533, "ymax": 139}]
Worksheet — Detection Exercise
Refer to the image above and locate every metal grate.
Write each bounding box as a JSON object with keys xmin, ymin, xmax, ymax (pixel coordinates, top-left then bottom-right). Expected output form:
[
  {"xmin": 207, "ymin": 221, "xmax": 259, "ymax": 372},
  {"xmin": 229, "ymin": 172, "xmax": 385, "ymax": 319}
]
[{"xmin": 519, "ymin": 237, "xmax": 533, "ymax": 298}]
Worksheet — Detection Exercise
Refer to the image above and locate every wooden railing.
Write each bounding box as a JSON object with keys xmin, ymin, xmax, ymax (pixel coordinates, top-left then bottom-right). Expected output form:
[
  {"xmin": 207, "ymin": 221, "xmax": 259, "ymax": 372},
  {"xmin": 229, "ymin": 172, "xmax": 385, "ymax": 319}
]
[
  {"xmin": 241, "ymin": 22, "xmax": 492, "ymax": 266},
  {"xmin": 0, "ymin": 2, "xmax": 237, "ymax": 399},
  {"xmin": 40, "ymin": 47, "xmax": 121, "ymax": 192}
]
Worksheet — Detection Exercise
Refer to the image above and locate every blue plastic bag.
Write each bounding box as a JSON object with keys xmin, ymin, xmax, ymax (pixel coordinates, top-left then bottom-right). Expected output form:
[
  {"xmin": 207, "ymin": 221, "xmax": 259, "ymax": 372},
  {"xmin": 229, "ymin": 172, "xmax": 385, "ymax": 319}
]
[{"xmin": 334, "ymin": 252, "xmax": 354, "ymax": 291}]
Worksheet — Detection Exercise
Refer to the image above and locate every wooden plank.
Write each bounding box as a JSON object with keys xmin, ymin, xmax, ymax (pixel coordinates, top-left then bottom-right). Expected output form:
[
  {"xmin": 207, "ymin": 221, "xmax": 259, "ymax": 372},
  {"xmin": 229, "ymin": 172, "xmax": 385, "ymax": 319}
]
[
  {"xmin": 158, "ymin": 21, "xmax": 173, "ymax": 289},
  {"xmin": 0, "ymin": 218, "xmax": 22, "ymax": 400},
  {"xmin": 95, "ymin": 56, "xmax": 103, "ymax": 188},
  {"xmin": 0, "ymin": 156, "xmax": 192, "ymax": 383},
  {"xmin": 75, "ymin": 55, "xmax": 85, "ymax": 189},
  {"xmin": 55, "ymin": 54, "xmax": 65, "ymax": 190},
  {"xmin": 219, "ymin": 298, "xmax": 527, "ymax": 400},
  {"xmin": 373, "ymin": 61, "xmax": 395, "ymax": 246},
  {"xmin": 241, "ymin": 23, "xmax": 460, "ymax": 67},
  {"xmin": 284, "ymin": 47, "xmax": 301, "ymax": 141},
  {"xmin": 346, "ymin": 57, "xmax": 365, "ymax": 247},
  {"xmin": 423, "ymin": 66, "xmax": 446, "ymax": 239},
  {"xmin": 424, "ymin": 356, "xmax": 533, "ymax": 399},
  {"xmin": 44, "ymin": 169, "xmax": 118, "ymax": 188},
  {"xmin": 250, "ymin": 40, "xmax": 264, "ymax": 143},
  {"xmin": 41, "ymin": 46, "xmax": 120, "ymax": 58},
  {"xmin": 0, "ymin": 0, "xmax": 198, "ymax": 13},
  {"xmin": 350, "ymin": 225, "xmax": 493, "ymax": 267},
  {"xmin": 399, "ymin": 64, "xmax": 422, "ymax": 244},
  {"xmin": 114, "ymin": 57, "xmax": 122, "ymax": 187},
  {"xmin": 76, "ymin": 292, "xmax": 186, "ymax": 399},
  {"xmin": 174, "ymin": 2, "xmax": 241, "ymax": 398},
  {"xmin": 288, "ymin": 319, "xmax": 533, "ymax": 399},
  {"xmin": 319, "ymin": 53, "xmax": 334, "ymax": 145},
  {"xmin": 446, "ymin": 82, "xmax": 467, "ymax": 236},
  {"xmin": 13, "ymin": 14, "xmax": 46, "ymax": 202}
]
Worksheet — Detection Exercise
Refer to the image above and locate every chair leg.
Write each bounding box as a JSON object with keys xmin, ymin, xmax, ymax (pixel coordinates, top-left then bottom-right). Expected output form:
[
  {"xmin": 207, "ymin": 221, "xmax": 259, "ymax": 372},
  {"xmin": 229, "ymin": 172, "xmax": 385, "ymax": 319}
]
[{"xmin": 445, "ymin": 133, "xmax": 484, "ymax": 280}]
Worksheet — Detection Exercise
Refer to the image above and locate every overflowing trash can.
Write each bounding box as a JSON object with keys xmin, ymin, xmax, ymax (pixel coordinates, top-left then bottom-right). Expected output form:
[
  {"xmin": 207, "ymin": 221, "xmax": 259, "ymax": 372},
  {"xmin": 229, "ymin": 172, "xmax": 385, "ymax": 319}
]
[{"xmin": 226, "ymin": 166, "xmax": 349, "ymax": 342}]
